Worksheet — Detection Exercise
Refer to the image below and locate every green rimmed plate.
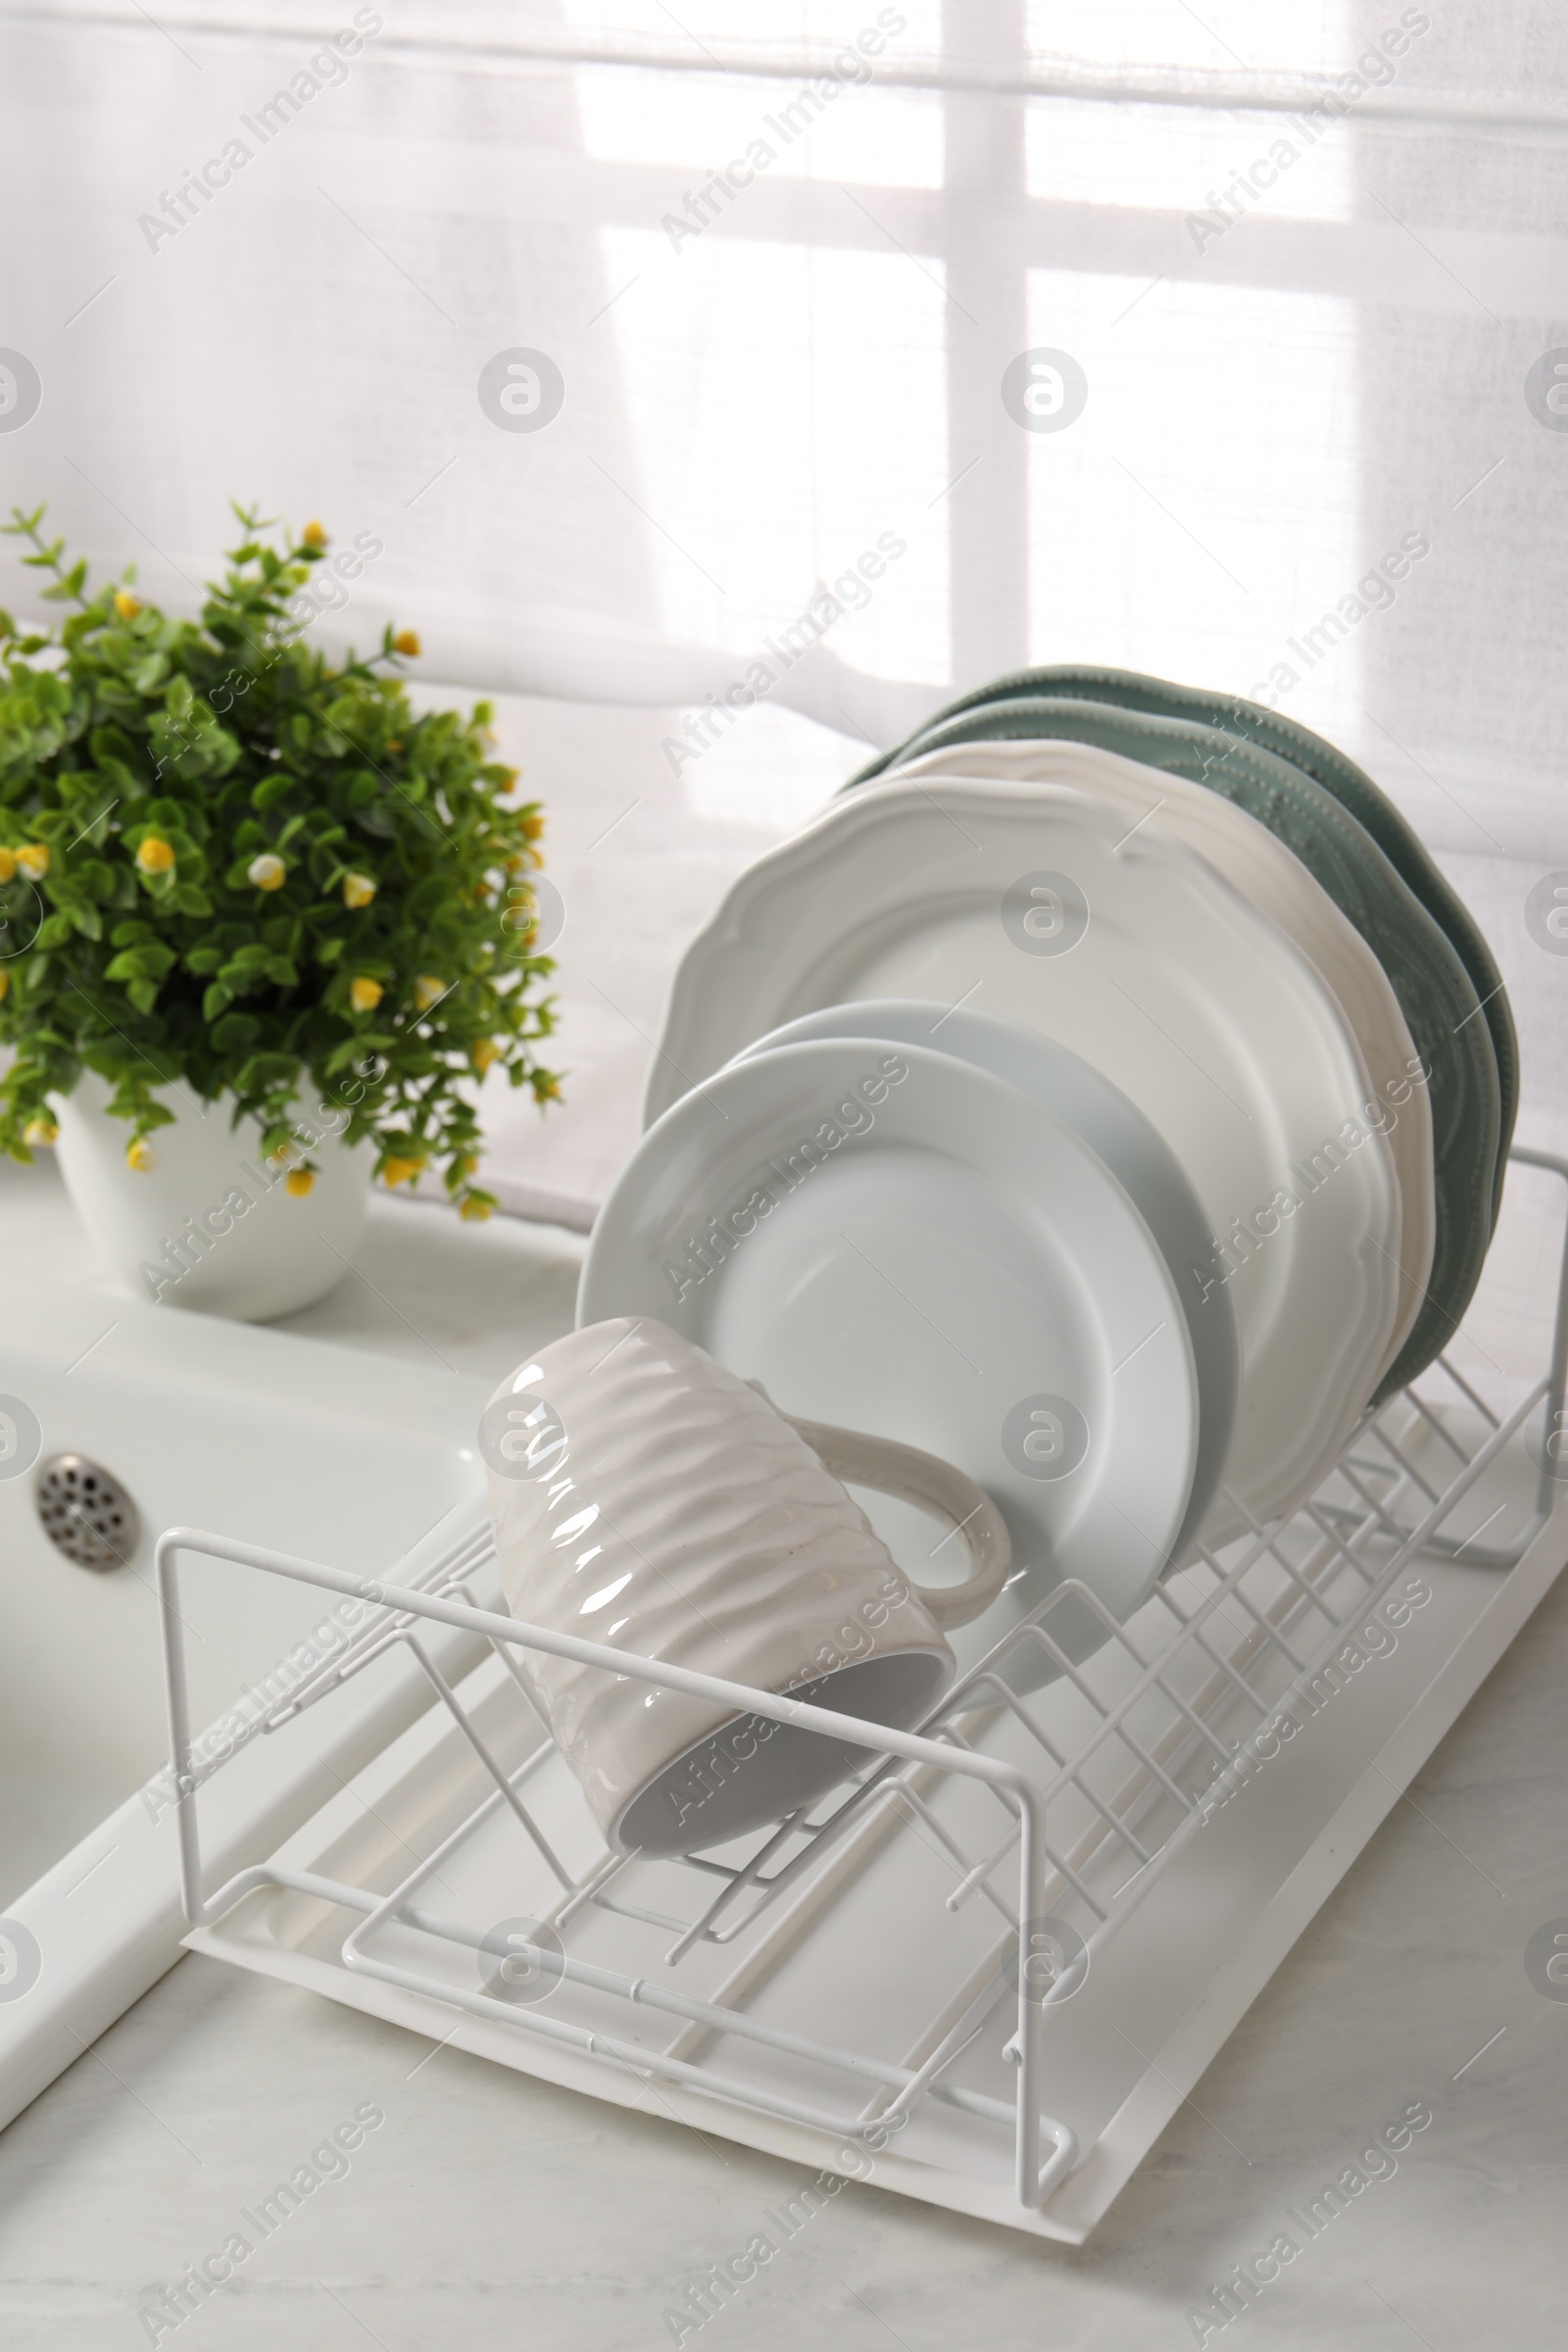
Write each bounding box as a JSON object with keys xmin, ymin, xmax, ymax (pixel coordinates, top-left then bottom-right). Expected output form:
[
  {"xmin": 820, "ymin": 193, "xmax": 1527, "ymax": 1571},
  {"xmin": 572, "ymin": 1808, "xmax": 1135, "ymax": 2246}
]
[
  {"xmin": 852, "ymin": 666, "xmax": 1516, "ymax": 1231},
  {"xmin": 850, "ymin": 693, "xmax": 1499, "ymax": 1400}
]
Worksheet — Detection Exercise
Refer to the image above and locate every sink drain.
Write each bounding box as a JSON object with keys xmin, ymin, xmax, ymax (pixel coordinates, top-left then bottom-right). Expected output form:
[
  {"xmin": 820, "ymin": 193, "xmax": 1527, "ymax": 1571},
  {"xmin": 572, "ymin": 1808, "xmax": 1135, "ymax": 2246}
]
[{"xmin": 34, "ymin": 1453, "xmax": 140, "ymax": 1571}]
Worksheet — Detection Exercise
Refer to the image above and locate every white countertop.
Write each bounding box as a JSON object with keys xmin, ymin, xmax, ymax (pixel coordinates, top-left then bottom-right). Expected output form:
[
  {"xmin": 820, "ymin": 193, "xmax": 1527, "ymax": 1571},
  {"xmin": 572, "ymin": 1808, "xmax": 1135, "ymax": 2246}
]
[
  {"xmin": 2, "ymin": 1156, "xmax": 1567, "ymax": 2350},
  {"xmin": 0, "ymin": 1151, "xmax": 586, "ymax": 1385}
]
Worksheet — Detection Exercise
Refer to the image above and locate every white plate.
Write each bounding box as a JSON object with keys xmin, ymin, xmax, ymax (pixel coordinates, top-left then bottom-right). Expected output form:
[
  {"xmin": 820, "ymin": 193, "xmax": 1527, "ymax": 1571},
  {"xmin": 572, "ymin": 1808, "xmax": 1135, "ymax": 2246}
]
[
  {"xmin": 724, "ymin": 1001, "xmax": 1238, "ymax": 1574},
  {"xmin": 645, "ymin": 776, "xmax": 1403, "ymax": 1535},
  {"xmin": 883, "ymin": 736, "xmax": 1435, "ymax": 1386},
  {"xmin": 582, "ymin": 1037, "xmax": 1200, "ymax": 1647}
]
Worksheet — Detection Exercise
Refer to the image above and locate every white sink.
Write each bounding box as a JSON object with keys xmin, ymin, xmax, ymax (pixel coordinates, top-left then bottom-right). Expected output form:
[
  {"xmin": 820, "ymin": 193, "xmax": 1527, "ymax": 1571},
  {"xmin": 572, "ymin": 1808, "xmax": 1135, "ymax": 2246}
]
[
  {"xmin": 0, "ymin": 1164, "xmax": 584, "ymax": 2133},
  {"xmin": 1, "ymin": 1277, "xmax": 489, "ymax": 1906}
]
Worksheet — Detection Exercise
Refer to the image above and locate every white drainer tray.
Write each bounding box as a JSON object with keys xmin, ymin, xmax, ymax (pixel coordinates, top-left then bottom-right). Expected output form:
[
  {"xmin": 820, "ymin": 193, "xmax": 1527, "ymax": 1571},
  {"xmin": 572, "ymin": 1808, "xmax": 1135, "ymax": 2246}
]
[{"xmin": 164, "ymin": 1148, "xmax": 1568, "ymax": 2241}]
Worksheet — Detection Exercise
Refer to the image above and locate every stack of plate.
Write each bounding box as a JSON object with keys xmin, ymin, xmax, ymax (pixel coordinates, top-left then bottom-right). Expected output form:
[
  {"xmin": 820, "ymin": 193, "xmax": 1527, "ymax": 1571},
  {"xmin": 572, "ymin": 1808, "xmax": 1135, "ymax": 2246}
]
[{"xmin": 578, "ymin": 669, "xmax": 1515, "ymax": 1671}]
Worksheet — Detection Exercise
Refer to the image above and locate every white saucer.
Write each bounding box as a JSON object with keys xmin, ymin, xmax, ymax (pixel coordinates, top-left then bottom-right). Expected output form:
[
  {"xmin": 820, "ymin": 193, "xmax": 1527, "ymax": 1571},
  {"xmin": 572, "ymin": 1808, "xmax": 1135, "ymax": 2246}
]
[
  {"xmin": 645, "ymin": 775, "xmax": 1403, "ymax": 1536},
  {"xmin": 582, "ymin": 1038, "xmax": 1200, "ymax": 1649},
  {"xmin": 724, "ymin": 1002, "xmax": 1238, "ymax": 1575},
  {"xmin": 883, "ymin": 736, "xmax": 1435, "ymax": 1387}
]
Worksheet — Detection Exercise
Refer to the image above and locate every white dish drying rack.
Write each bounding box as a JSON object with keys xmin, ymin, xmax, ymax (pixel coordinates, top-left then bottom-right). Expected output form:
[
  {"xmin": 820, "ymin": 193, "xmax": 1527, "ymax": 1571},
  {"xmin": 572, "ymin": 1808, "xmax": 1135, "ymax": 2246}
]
[{"xmin": 164, "ymin": 1148, "xmax": 1568, "ymax": 2241}]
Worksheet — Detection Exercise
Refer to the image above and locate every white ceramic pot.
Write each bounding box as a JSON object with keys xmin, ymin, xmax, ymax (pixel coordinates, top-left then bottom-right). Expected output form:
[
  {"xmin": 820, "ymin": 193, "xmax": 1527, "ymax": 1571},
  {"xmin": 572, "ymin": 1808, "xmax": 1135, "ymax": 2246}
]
[{"xmin": 50, "ymin": 1068, "xmax": 374, "ymax": 1321}]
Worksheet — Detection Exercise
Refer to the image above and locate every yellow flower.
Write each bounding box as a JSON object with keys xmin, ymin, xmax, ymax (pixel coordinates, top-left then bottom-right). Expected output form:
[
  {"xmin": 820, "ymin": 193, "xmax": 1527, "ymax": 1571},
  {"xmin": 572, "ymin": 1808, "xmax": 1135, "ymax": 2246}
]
[
  {"xmin": 302, "ymin": 520, "xmax": 328, "ymax": 549},
  {"xmin": 349, "ymin": 976, "xmax": 383, "ymax": 1013},
  {"xmin": 114, "ymin": 589, "xmax": 141, "ymax": 619},
  {"xmin": 284, "ymin": 1167, "xmax": 316, "ymax": 1198},
  {"xmin": 534, "ymin": 1075, "xmax": 562, "ymax": 1102},
  {"xmin": 24, "ymin": 1116, "xmax": 58, "ymax": 1147},
  {"xmin": 342, "ymin": 871, "xmax": 376, "ymax": 909},
  {"xmin": 453, "ymin": 1152, "xmax": 478, "ymax": 1181},
  {"xmin": 392, "ymin": 629, "xmax": 421, "ymax": 658},
  {"xmin": 459, "ymin": 1196, "xmax": 492, "ymax": 1222},
  {"xmin": 248, "ymin": 853, "xmax": 286, "ymax": 891},
  {"xmin": 0, "ymin": 847, "xmax": 15, "ymax": 883},
  {"xmin": 413, "ymin": 973, "xmax": 447, "ymax": 1011},
  {"xmin": 382, "ymin": 1154, "xmax": 425, "ymax": 1188},
  {"xmin": 470, "ymin": 1038, "xmax": 501, "ymax": 1075},
  {"xmin": 522, "ymin": 811, "xmax": 545, "ymax": 842},
  {"xmin": 125, "ymin": 1137, "xmax": 158, "ymax": 1172},
  {"xmin": 16, "ymin": 843, "xmax": 50, "ymax": 879},
  {"xmin": 136, "ymin": 836, "xmax": 175, "ymax": 875}
]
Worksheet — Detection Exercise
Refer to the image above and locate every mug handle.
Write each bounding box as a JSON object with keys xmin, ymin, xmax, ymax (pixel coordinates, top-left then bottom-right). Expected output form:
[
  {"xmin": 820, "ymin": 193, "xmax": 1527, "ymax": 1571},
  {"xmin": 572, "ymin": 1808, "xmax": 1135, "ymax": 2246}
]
[{"xmin": 756, "ymin": 1392, "xmax": 1011, "ymax": 1633}]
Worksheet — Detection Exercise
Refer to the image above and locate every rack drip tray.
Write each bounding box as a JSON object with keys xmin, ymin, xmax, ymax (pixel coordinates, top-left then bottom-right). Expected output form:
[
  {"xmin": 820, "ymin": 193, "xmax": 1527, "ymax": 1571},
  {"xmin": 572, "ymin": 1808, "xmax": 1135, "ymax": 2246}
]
[{"xmin": 173, "ymin": 1352, "xmax": 1568, "ymax": 2240}]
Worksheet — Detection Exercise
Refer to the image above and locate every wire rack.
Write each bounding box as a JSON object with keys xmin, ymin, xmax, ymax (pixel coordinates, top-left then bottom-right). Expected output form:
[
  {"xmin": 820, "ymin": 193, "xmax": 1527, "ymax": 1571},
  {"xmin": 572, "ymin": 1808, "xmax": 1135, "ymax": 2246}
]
[{"xmin": 159, "ymin": 1147, "xmax": 1568, "ymax": 2227}]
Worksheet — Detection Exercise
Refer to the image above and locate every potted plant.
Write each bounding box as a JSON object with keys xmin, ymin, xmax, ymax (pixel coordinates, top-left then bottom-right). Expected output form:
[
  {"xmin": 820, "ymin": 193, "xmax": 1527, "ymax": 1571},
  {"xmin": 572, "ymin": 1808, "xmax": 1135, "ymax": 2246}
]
[{"xmin": 0, "ymin": 506, "xmax": 559, "ymax": 1319}]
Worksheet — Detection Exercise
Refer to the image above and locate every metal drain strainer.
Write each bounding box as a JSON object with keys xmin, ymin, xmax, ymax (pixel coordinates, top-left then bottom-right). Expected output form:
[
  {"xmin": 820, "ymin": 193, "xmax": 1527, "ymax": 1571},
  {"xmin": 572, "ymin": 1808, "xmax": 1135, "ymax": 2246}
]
[{"xmin": 35, "ymin": 1453, "xmax": 140, "ymax": 1571}]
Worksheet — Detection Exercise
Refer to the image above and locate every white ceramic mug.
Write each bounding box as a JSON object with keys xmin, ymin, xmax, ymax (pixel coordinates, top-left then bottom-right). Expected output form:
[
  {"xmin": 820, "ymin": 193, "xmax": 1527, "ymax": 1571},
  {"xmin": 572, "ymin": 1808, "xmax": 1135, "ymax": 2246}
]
[{"xmin": 481, "ymin": 1317, "xmax": 1009, "ymax": 1857}]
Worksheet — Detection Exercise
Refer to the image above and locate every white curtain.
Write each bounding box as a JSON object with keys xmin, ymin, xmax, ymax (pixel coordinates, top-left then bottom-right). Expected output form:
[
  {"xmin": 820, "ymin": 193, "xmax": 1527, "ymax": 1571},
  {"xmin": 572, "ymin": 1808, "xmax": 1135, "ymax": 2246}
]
[{"xmin": 5, "ymin": 1, "xmax": 1568, "ymax": 1281}]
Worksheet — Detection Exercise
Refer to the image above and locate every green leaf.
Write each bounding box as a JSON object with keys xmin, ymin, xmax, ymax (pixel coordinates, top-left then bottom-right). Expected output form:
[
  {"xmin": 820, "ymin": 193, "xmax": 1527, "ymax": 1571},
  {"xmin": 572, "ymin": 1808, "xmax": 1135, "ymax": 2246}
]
[
  {"xmin": 89, "ymin": 756, "xmax": 141, "ymax": 804},
  {"xmin": 234, "ymin": 1051, "xmax": 298, "ymax": 1093},
  {"xmin": 103, "ymin": 940, "xmax": 173, "ymax": 982},
  {"xmin": 88, "ymin": 723, "xmax": 137, "ymax": 766}
]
